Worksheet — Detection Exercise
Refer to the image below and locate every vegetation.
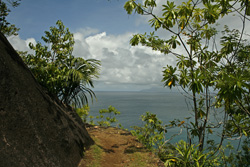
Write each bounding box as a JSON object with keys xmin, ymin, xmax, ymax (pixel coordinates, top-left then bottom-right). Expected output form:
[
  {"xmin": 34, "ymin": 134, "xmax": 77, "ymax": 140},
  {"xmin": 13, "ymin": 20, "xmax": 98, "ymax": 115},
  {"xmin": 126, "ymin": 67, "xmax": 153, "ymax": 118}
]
[
  {"xmin": 0, "ymin": 0, "xmax": 20, "ymax": 36},
  {"xmin": 131, "ymin": 112, "xmax": 165, "ymax": 150},
  {"xmin": 22, "ymin": 20, "xmax": 100, "ymax": 108},
  {"xmin": 163, "ymin": 140, "xmax": 220, "ymax": 166},
  {"xmin": 3, "ymin": 0, "xmax": 250, "ymax": 165},
  {"xmin": 126, "ymin": 152, "xmax": 154, "ymax": 167},
  {"xmin": 76, "ymin": 105, "xmax": 92, "ymax": 123},
  {"xmin": 81, "ymin": 137, "xmax": 103, "ymax": 167},
  {"xmin": 96, "ymin": 105, "xmax": 121, "ymax": 127},
  {"xmin": 87, "ymin": 144, "xmax": 103, "ymax": 167},
  {"xmin": 77, "ymin": 105, "xmax": 121, "ymax": 128},
  {"xmin": 124, "ymin": 0, "xmax": 250, "ymax": 166}
]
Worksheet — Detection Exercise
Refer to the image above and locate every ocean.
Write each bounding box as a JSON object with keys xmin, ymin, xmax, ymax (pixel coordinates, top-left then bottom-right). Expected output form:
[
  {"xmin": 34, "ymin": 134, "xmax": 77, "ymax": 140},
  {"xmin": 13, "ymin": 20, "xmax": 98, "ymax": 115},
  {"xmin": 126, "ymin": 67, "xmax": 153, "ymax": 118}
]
[
  {"xmin": 86, "ymin": 91, "xmax": 243, "ymax": 157},
  {"xmin": 88, "ymin": 91, "xmax": 194, "ymax": 142},
  {"xmin": 88, "ymin": 91, "xmax": 242, "ymax": 150}
]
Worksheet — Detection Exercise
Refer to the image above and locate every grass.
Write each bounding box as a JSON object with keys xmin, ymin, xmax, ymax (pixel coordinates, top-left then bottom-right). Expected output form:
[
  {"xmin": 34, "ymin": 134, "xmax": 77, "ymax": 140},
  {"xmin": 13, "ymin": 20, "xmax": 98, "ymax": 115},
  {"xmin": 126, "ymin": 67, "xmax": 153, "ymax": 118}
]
[
  {"xmin": 127, "ymin": 152, "xmax": 150, "ymax": 167},
  {"xmin": 126, "ymin": 151, "xmax": 160, "ymax": 167},
  {"xmin": 80, "ymin": 137, "xmax": 103, "ymax": 167},
  {"xmin": 86, "ymin": 144, "xmax": 103, "ymax": 167}
]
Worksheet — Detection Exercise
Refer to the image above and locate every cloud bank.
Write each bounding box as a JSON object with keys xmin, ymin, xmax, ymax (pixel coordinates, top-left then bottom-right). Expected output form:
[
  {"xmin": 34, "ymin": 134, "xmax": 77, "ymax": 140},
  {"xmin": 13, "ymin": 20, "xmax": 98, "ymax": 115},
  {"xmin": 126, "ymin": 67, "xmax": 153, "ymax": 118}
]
[
  {"xmin": 74, "ymin": 29, "xmax": 176, "ymax": 91},
  {"xmin": 8, "ymin": 29, "xmax": 176, "ymax": 91},
  {"xmin": 8, "ymin": 35, "xmax": 36, "ymax": 53}
]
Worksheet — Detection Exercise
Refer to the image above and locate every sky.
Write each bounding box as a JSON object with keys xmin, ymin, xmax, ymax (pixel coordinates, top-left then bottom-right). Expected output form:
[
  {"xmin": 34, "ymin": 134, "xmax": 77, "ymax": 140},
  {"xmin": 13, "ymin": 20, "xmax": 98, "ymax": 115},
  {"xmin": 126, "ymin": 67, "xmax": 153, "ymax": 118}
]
[
  {"xmin": 6, "ymin": 0, "xmax": 250, "ymax": 91},
  {"xmin": 7, "ymin": 0, "xmax": 174, "ymax": 91}
]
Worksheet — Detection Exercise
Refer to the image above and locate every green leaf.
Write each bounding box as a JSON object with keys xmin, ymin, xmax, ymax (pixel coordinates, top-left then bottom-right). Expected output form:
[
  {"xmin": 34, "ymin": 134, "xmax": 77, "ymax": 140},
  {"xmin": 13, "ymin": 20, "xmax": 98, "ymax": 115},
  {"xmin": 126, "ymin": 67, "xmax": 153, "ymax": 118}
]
[
  {"xmin": 23, "ymin": 20, "xmax": 100, "ymax": 108},
  {"xmin": 243, "ymin": 130, "xmax": 247, "ymax": 137},
  {"xmin": 124, "ymin": 0, "xmax": 136, "ymax": 15}
]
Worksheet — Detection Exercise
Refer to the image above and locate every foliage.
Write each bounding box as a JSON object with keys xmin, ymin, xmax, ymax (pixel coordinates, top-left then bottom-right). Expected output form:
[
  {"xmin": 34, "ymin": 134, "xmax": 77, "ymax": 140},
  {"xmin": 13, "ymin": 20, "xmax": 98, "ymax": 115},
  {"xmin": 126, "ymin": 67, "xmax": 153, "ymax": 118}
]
[
  {"xmin": 163, "ymin": 140, "xmax": 220, "ymax": 167},
  {"xmin": 130, "ymin": 112, "xmax": 250, "ymax": 166},
  {"xmin": 0, "ymin": 0, "xmax": 20, "ymax": 36},
  {"xmin": 124, "ymin": 0, "xmax": 250, "ymax": 166},
  {"xmin": 124, "ymin": 0, "xmax": 250, "ymax": 153},
  {"xmin": 131, "ymin": 112, "xmax": 230, "ymax": 166},
  {"xmin": 234, "ymin": 138, "xmax": 250, "ymax": 166},
  {"xmin": 131, "ymin": 112, "xmax": 166, "ymax": 150},
  {"xmin": 76, "ymin": 105, "xmax": 121, "ymax": 127},
  {"xmin": 96, "ymin": 105, "xmax": 121, "ymax": 127},
  {"xmin": 224, "ymin": 138, "xmax": 250, "ymax": 167},
  {"xmin": 215, "ymin": 27, "xmax": 250, "ymax": 139},
  {"xmin": 22, "ymin": 20, "xmax": 100, "ymax": 108},
  {"xmin": 76, "ymin": 105, "xmax": 91, "ymax": 123}
]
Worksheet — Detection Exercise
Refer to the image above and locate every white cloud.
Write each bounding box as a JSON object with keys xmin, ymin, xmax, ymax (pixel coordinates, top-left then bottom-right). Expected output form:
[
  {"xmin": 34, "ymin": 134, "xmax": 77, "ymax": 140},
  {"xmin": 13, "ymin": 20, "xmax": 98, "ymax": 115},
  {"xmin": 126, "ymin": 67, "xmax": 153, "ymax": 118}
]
[
  {"xmin": 74, "ymin": 27, "xmax": 99, "ymax": 38},
  {"xmin": 73, "ymin": 29, "xmax": 176, "ymax": 90},
  {"xmin": 73, "ymin": 33, "xmax": 92, "ymax": 59},
  {"xmin": 7, "ymin": 29, "xmax": 177, "ymax": 91},
  {"xmin": 7, "ymin": 35, "xmax": 36, "ymax": 54}
]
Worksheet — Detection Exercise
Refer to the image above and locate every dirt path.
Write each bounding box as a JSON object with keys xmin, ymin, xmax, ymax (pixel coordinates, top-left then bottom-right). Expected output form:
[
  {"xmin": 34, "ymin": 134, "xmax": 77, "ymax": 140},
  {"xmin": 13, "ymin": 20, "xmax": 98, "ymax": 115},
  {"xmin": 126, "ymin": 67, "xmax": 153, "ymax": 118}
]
[{"xmin": 78, "ymin": 126, "xmax": 164, "ymax": 167}]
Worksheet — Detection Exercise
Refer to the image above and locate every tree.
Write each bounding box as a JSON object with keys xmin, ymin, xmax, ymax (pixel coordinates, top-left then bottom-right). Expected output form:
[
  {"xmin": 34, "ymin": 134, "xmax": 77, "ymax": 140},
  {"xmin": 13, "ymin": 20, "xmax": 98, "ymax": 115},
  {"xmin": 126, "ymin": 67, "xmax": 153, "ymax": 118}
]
[
  {"xmin": 22, "ymin": 20, "xmax": 100, "ymax": 108},
  {"xmin": 0, "ymin": 0, "xmax": 20, "ymax": 36},
  {"xmin": 124, "ymin": 0, "xmax": 250, "ymax": 153},
  {"xmin": 217, "ymin": 27, "xmax": 250, "ymax": 139}
]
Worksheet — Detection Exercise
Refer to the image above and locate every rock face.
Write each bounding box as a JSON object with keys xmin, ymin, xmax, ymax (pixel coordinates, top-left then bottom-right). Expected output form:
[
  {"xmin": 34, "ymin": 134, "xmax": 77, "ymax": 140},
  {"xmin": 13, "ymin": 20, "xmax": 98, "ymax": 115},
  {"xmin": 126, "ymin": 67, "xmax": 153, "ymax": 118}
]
[{"xmin": 0, "ymin": 33, "xmax": 94, "ymax": 167}]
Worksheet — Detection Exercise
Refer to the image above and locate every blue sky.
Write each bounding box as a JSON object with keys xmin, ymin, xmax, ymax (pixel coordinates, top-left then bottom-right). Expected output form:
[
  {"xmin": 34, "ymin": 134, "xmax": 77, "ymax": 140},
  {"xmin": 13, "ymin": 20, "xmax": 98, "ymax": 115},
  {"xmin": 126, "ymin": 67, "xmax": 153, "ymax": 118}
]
[
  {"xmin": 7, "ymin": 0, "xmax": 174, "ymax": 91},
  {"xmin": 9, "ymin": 0, "xmax": 147, "ymax": 39},
  {"xmin": 7, "ymin": 0, "xmax": 248, "ymax": 91}
]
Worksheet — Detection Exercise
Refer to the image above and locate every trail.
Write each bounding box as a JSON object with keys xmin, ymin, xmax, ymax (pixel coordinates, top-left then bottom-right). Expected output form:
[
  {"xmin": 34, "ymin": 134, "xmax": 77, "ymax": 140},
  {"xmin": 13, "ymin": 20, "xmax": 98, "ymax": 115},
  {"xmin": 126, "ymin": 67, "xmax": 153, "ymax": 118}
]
[{"xmin": 78, "ymin": 126, "xmax": 164, "ymax": 167}]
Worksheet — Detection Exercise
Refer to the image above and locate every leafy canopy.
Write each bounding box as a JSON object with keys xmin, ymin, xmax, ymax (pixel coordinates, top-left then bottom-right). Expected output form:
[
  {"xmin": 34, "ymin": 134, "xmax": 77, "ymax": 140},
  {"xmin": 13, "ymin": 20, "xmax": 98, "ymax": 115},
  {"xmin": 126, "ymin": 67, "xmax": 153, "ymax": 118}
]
[
  {"xmin": 22, "ymin": 20, "xmax": 100, "ymax": 108},
  {"xmin": 124, "ymin": 0, "xmax": 250, "ymax": 156}
]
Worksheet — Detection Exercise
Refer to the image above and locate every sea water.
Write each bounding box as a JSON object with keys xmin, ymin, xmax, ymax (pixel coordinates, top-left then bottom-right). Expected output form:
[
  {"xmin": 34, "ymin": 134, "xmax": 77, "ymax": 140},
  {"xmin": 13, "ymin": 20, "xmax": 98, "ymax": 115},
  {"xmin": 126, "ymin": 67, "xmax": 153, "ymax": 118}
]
[
  {"xmin": 89, "ymin": 91, "xmax": 194, "ymax": 143},
  {"xmin": 89, "ymin": 91, "xmax": 188, "ymax": 127},
  {"xmin": 88, "ymin": 91, "xmax": 242, "ymax": 149}
]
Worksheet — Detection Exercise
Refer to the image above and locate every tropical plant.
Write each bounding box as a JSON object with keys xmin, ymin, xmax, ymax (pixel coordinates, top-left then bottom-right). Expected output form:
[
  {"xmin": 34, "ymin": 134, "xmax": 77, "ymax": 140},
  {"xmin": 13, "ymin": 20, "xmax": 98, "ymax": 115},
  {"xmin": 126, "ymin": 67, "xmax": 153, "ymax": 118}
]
[
  {"xmin": 22, "ymin": 20, "xmax": 100, "ymax": 108},
  {"xmin": 76, "ymin": 105, "xmax": 122, "ymax": 127},
  {"xmin": 96, "ymin": 105, "xmax": 121, "ymax": 127},
  {"xmin": 76, "ymin": 105, "xmax": 91, "ymax": 123},
  {"xmin": 215, "ymin": 27, "xmax": 250, "ymax": 139},
  {"xmin": 124, "ymin": 0, "xmax": 250, "ymax": 153},
  {"xmin": 164, "ymin": 140, "xmax": 220, "ymax": 167},
  {"xmin": 131, "ymin": 112, "xmax": 166, "ymax": 150}
]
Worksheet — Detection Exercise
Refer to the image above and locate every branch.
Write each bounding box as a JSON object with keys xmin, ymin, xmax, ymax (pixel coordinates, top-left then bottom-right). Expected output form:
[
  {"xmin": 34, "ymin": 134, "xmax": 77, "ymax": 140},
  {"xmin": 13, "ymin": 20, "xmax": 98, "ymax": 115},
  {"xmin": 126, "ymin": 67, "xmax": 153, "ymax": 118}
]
[
  {"xmin": 178, "ymin": 0, "xmax": 200, "ymax": 35},
  {"xmin": 131, "ymin": 1, "xmax": 177, "ymax": 35}
]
